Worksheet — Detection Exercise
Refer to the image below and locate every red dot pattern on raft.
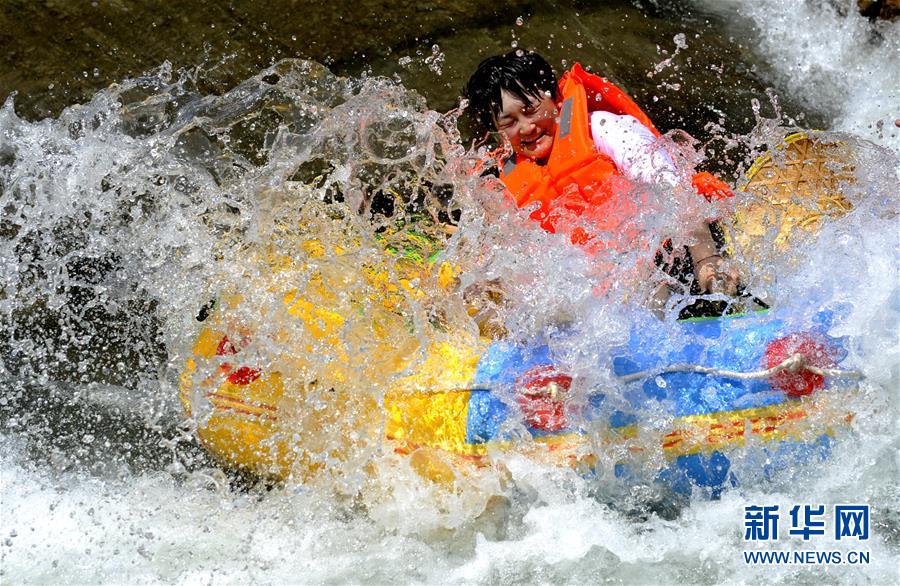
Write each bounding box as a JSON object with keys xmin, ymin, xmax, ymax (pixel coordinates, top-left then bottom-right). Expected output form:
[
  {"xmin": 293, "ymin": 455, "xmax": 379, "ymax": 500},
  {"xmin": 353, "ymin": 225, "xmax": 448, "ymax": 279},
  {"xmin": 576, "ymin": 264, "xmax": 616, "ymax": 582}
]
[
  {"xmin": 764, "ymin": 333, "xmax": 838, "ymax": 397},
  {"xmin": 216, "ymin": 335, "xmax": 238, "ymax": 356},
  {"xmin": 215, "ymin": 335, "xmax": 262, "ymax": 385},
  {"xmin": 225, "ymin": 366, "xmax": 262, "ymax": 386},
  {"xmin": 516, "ymin": 365, "xmax": 572, "ymax": 432}
]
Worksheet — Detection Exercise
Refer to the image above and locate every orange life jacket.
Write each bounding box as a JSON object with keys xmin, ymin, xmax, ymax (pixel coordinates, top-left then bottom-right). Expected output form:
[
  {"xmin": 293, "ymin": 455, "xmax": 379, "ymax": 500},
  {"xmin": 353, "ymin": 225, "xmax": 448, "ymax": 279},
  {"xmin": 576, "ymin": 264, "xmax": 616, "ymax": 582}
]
[{"xmin": 498, "ymin": 63, "xmax": 732, "ymax": 245}]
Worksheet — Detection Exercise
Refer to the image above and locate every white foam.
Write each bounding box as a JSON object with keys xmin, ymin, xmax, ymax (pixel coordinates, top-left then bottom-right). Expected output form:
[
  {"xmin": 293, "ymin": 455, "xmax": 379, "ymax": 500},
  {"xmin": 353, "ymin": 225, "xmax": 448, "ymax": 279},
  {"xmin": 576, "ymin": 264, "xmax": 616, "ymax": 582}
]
[{"xmin": 693, "ymin": 0, "xmax": 900, "ymax": 153}]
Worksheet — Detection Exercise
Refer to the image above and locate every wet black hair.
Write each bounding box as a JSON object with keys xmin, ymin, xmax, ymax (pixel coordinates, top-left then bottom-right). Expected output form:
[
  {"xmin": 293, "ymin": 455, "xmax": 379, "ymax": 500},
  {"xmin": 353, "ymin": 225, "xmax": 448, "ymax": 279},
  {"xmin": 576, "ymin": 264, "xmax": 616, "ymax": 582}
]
[{"xmin": 463, "ymin": 50, "xmax": 558, "ymax": 136}]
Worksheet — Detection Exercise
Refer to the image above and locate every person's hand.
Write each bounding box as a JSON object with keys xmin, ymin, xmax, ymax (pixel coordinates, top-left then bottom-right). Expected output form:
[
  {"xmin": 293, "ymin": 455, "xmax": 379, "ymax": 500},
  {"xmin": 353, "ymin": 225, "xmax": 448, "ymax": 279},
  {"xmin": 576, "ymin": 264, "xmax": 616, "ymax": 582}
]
[
  {"xmin": 463, "ymin": 279, "xmax": 508, "ymax": 339},
  {"xmin": 694, "ymin": 254, "xmax": 740, "ymax": 295}
]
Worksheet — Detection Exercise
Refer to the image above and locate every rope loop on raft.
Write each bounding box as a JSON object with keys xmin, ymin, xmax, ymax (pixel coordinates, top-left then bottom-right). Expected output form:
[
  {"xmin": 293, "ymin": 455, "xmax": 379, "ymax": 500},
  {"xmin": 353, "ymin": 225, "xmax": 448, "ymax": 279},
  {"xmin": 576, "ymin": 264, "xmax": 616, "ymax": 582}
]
[
  {"xmin": 509, "ymin": 354, "xmax": 863, "ymax": 396},
  {"xmin": 412, "ymin": 354, "xmax": 863, "ymax": 396},
  {"xmin": 614, "ymin": 353, "xmax": 864, "ymax": 385}
]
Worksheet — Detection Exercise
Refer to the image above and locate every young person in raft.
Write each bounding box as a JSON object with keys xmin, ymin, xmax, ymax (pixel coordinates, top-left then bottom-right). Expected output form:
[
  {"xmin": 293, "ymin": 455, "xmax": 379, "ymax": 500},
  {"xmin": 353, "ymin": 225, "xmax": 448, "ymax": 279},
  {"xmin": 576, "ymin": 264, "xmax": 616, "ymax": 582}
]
[{"xmin": 462, "ymin": 50, "xmax": 740, "ymax": 305}]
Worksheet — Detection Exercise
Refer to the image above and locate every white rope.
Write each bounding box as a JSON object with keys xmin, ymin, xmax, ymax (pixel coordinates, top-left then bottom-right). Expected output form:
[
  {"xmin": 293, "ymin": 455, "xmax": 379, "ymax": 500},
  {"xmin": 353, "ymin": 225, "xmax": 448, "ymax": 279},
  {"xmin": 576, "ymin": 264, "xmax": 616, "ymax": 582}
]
[
  {"xmin": 615, "ymin": 353, "xmax": 864, "ymax": 385},
  {"xmin": 411, "ymin": 354, "xmax": 863, "ymax": 397}
]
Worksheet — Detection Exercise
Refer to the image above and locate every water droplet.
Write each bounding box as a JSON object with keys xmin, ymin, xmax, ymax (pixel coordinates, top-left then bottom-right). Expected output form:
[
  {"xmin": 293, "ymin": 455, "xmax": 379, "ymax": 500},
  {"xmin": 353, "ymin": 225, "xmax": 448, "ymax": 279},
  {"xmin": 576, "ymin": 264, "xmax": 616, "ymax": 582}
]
[{"xmin": 515, "ymin": 16, "xmax": 524, "ymax": 26}]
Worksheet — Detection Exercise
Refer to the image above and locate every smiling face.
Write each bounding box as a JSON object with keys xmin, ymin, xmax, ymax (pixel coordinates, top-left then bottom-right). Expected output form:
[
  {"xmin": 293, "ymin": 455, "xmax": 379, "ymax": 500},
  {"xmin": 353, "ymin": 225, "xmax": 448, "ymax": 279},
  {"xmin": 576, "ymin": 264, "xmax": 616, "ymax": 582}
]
[{"xmin": 494, "ymin": 89, "xmax": 558, "ymax": 162}]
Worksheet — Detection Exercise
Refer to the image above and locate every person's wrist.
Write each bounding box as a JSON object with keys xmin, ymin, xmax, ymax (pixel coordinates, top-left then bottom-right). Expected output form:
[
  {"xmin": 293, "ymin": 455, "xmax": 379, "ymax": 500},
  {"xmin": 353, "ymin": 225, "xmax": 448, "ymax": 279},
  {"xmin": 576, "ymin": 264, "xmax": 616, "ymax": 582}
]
[{"xmin": 694, "ymin": 253, "xmax": 722, "ymax": 268}]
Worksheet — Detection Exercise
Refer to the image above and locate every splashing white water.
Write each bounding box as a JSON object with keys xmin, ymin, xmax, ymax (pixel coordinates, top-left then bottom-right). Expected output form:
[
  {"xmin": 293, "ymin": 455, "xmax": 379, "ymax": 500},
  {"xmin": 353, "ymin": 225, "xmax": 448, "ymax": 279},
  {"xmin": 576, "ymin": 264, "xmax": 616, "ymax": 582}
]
[
  {"xmin": 693, "ymin": 0, "xmax": 900, "ymax": 153},
  {"xmin": 1, "ymin": 18, "xmax": 899, "ymax": 582}
]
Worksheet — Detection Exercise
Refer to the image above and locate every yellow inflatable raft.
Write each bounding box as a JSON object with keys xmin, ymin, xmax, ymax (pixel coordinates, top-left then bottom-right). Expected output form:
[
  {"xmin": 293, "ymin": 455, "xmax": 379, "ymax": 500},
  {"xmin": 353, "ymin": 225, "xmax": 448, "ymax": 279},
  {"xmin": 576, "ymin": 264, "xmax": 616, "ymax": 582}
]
[{"xmin": 179, "ymin": 133, "xmax": 858, "ymax": 490}]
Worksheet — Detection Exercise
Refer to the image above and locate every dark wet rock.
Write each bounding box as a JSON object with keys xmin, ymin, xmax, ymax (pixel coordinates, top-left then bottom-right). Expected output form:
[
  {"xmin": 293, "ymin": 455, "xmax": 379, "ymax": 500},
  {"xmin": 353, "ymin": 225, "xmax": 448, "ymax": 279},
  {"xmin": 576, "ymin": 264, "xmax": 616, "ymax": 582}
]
[
  {"xmin": 0, "ymin": 0, "xmax": 827, "ymax": 166},
  {"xmin": 0, "ymin": 0, "xmax": 532, "ymax": 119},
  {"xmin": 858, "ymin": 0, "xmax": 900, "ymax": 20}
]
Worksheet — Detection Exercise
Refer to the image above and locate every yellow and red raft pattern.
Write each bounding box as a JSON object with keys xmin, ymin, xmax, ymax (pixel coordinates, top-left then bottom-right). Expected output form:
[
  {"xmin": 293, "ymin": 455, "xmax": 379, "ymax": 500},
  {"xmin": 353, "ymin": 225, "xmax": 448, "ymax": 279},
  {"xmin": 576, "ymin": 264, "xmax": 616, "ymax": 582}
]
[{"xmin": 181, "ymin": 317, "xmax": 854, "ymax": 482}]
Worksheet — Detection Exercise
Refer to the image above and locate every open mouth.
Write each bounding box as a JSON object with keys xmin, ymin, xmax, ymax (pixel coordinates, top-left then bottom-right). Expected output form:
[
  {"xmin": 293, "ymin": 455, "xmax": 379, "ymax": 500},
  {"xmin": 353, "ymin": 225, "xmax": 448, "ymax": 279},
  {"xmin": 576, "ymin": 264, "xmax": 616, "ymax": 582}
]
[{"xmin": 522, "ymin": 134, "xmax": 546, "ymax": 149}]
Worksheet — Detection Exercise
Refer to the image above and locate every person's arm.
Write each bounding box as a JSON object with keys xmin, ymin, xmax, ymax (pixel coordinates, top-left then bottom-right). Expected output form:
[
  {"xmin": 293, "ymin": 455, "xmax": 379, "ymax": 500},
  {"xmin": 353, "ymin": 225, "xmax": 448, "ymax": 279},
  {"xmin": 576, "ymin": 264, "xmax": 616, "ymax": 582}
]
[
  {"xmin": 686, "ymin": 221, "xmax": 739, "ymax": 295},
  {"xmin": 590, "ymin": 111, "xmax": 678, "ymax": 185},
  {"xmin": 589, "ymin": 111, "xmax": 739, "ymax": 294}
]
